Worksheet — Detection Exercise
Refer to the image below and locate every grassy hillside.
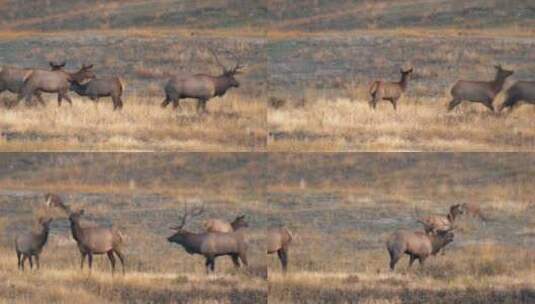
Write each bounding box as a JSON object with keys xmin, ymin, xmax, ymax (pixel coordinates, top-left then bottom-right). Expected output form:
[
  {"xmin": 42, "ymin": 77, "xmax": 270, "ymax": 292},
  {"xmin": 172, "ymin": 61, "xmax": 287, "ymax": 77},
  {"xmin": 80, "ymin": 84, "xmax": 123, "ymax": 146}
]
[{"xmin": 0, "ymin": 0, "xmax": 533, "ymax": 32}]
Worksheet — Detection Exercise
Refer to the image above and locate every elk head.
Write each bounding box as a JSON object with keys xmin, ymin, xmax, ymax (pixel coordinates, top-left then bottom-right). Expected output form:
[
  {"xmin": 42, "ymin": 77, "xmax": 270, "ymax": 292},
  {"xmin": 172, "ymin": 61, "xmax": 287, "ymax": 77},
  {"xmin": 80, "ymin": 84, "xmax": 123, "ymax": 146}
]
[
  {"xmin": 230, "ymin": 214, "xmax": 249, "ymax": 230},
  {"xmin": 494, "ymin": 64, "xmax": 514, "ymax": 79},
  {"xmin": 45, "ymin": 193, "xmax": 71, "ymax": 214},
  {"xmin": 167, "ymin": 203, "xmax": 205, "ymax": 242},
  {"xmin": 69, "ymin": 64, "xmax": 95, "ymax": 85},
  {"xmin": 448, "ymin": 204, "xmax": 464, "ymax": 221},
  {"xmin": 401, "ymin": 67, "xmax": 414, "ymax": 78},
  {"xmin": 49, "ymin": 61, "xmax": 66, "ymax": 71},
  {"xmin": 430, "ymin": 228, "xmax": 454, "ymax": 255},
  {"xmin": 209, "ymin": 49, "xmax": 244, "ymax": 88}
]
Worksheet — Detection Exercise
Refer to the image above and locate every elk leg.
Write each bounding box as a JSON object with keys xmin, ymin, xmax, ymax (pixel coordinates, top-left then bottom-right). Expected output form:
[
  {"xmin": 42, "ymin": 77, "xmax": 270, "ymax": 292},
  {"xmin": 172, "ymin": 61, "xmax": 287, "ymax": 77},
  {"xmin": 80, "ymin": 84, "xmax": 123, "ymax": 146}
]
[
  {"xmin": 231, "ymin": 254, "xmax": 240, "ymax": 268},
  {"xmin": 389, "ymin": 98, "xmax": 398, "ymax": 111},
  {"xmin": 172, "ymin": 99, "xmax": 182, "ymax": 110},
  {"xmin": 418, "ymin": 256, "xmax": 426, "ymax": 267},
  {"xmin": 408, "ymin": 255, "xmax": 416, "ymax": 268},
  {"xmin": 16, "ymin": 251, "xmax": 22, "ymax": 270},
  {"xmin": 113, "ymin": 249, "xmax": 126, "ymax": 275},
  {"xmin": 388, "ymin": 250, "xmax": 400, "ymax": 271},
  {"xmin": 161, "ymin": 96, "xmax": 171, "ymax": 108},
  {"xmin": 62, "ymin": 92, "xmax": 73, "ymax": 106},
  {"xmin": 447, "ymin": 98, "xmax": 462, "ymax": 111},
  {"xmin": 482, "ymin": 100, "xmax": 495, "ymax": 112},
  {"xmin": 205, "ymin": 258, "xmax": 211, "ymax": 274},
  {"xmin": 277, "ymin": 249, "xmax": 287, "ymax": 272},
  {"xmin": 57, "ymin": 94, "xmax": 63, "ymax": 106},
  {"xmin": 28, "ymin": 255, "xmax": 33, "ymax": 270},
  {"xmin": 21, "ymin": 255, "xmax": 27, "ymax": 271},
  {"xmin": 87, "ymin": 253, "xmax": 93, "ymax": 273},
  {"xmin": 238, "ymin": 252, "xmax": 248, "ymax": 267},
  {"xmin": 35, "ymin": 92, "xmax": 46, "ymax": 107},
  {"xmin": 80, "ymin": 252, "xmax": 86, "ymax": 270},
  {"xmin": 112, "ymin": 95, "xmax": 123, "ymax": 111},
  {"xmin": 35, "ymin": 254, "xmax": 40, "ymax": 270},
  {"xmin": 107, "ymin": 251, "xmax": 116, "ymax": 275}
]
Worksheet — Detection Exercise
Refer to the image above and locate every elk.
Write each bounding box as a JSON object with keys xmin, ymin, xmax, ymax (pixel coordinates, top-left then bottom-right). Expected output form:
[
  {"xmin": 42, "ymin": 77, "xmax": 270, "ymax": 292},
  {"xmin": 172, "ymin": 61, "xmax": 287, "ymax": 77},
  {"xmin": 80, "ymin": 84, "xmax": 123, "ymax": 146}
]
[
  {"xmin": 460, "ymin": 202, "xmax": 487, "ymax": 222},
  {"xmin": 17, "ymin": 63, "xmax": 95, "ymax": 107},
  {"xmin": 69, "ymin": 77, "xmax": 125, "ymax": 111},
  {"xmin": 203, "ymin": 214, "xmax": 249, "ymax": 233},
  {"xmin": 15, "ymin": 217, "xmax": 53, "ymax": 271},
  {"xmin": 267, "ymin": 227, "xmax": 293, "ymax": 272},
  {"xmin": 161, "ymin": 49, "xmax": 244, "ymax": 113},
  {"xmin": 386, "ymin": 229, "xmax": 454, "ymax": 271},
  {"xmin": 448, "ymin": 65, "xmax": 514, "ymax": 112},
  {"xmin": 498, "ymin": 81, "xmax": 535, "ymax": 112},
  {"xmin": 46, "ymin": 195, "xmax": 125, "ymax": 275},
  {"xmin": 417, "ymin": 204, "xmax": 464, "ymax": 234},
  {"xmin": 369, "ymin": 68, "xmax": 413, "ymax": 110},
  {"xmin": 167, "ymin": 204, "xmax": 249, "ymax": 273},
  {"xmin": 0, "ymin": 66, "xmax": 46, "ymax": 106}
]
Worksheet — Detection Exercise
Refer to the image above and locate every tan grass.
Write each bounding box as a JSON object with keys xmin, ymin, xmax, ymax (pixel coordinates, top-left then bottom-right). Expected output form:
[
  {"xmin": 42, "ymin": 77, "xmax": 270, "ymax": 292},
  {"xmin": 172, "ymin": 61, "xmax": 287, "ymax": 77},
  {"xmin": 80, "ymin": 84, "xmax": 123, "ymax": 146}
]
[{"xmin": 0, "ymin": 94, "xmax": 266, "ymax": 151}]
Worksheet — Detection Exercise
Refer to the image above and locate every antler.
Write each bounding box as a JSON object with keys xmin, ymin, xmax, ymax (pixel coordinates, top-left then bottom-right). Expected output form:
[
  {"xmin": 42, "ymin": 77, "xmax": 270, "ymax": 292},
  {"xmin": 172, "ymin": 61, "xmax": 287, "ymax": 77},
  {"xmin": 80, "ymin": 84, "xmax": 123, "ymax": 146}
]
[
  {"xmin": 226, "ymin": 51, "xmax": 243, "ymax": 74},
  {"xmin": 171, "ymin": 203, "xmax": 205, "ymax": 230},
  {"xmin": 208, "ymin": 48, "xmax": 228, "ymax": 73}
]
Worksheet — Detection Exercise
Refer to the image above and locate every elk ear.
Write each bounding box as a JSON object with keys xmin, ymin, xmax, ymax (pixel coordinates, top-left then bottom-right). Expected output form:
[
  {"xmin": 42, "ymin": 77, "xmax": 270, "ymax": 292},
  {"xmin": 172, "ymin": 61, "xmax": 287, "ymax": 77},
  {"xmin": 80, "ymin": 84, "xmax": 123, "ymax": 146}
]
[
  {"xmin": 408, "ymin": 68, "xmax": 413, "ymax": 73},
  {"xmin": 79, "ymin": 209, "xmax": 85, "ymax": 215},
  {"xmin": 169, "ymin": 225, "xmax": 181, "ymax": 231}
]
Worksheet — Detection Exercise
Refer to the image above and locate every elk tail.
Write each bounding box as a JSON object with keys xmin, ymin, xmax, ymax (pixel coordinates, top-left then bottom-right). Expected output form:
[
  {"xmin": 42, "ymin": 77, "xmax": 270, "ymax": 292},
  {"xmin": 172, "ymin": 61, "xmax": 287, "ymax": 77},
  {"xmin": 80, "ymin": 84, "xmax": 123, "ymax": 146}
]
[{"xmin": 369, "ymin": 81, "xmax": 380, "ymax": 96}]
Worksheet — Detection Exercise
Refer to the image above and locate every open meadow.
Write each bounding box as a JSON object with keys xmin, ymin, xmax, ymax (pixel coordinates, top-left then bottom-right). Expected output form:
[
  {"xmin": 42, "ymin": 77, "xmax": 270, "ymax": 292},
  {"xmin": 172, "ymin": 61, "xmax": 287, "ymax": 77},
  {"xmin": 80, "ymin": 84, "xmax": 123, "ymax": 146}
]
[
  {"xmin": 0, "ymin": 153, "xmax": 268, "ymax": 303},
  {"xmin": 265, "ymin": 153, "xmax": 535, "ymax": 303}
]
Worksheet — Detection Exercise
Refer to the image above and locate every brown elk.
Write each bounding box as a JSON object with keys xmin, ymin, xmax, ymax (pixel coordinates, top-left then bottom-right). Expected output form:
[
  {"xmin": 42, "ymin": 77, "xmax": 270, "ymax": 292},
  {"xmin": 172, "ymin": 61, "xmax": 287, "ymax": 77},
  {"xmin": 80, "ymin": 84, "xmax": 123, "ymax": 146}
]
[
  {"xmin": 46, "ymin": 195, "xmax": 125, "ymax": 275},
  {"xmin": 417, "ymin": 204, "xmax": 463, "ymax": 235},
  {"xmin": 167, "ymin": 204, "xmax": 249, "ymax": 273},
  {"xmin": 369, "ymin": 68, "xmax": 413, "ymax": 110},
  {"xmin": 0, "ymin": 66, "xmax": 47, "ymax": 106},
  {"xmin": 69, "ymin": 77, "xmax": 125, "ymax": 111},
  {"xmin": 17, "ymin": 63, "xmax": 95, "ymax": 107},
  {"xmin": 448, "ymin": 65, "xmax": 514, "ymax": 112},
  {"xmin": 386, "ymin": 229, "xmax": 454, "ymax": 271},
  {"xmin": 498, "ymin": 81, "xmax": 535, "ymax": 112},
  {"xmin": 15, "ymin": 217, "xmax": 53, "ymax": 271},
  {"xmin": 267, "ymin": 227, "xmax": 293, "ymax": 272},
  {"xmin": 203, "ymin": 214, "xmax": 249, "ymax": 233},
  {"xmin": 460, "ymin": 202, "xmax": 487, "ymax": 222},
  {"xmin": 161, "ymin": 49, "xmax": 244, "ymax": 113}
]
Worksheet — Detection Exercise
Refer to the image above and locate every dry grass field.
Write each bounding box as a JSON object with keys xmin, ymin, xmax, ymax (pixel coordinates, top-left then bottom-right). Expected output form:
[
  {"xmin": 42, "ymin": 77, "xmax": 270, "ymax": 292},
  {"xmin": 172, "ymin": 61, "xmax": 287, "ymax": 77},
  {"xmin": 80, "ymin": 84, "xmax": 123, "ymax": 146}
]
[
  {"xmin": 266, "ymin": 154, "xmax": 535, "ymax": 303},
  {"xmin": 0, "ymin": 153, "xmax": 268, "ymax": 303}
]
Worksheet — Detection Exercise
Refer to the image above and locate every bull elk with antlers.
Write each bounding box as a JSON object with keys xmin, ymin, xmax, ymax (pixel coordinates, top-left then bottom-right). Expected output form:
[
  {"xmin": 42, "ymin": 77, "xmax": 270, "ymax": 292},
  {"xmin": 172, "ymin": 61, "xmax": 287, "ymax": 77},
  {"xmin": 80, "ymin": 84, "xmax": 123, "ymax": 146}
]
[
  {"xmin": 161, "ymin": 49, "xmax": 244, "ymax": 113},
  {"xmin": 167, "ymin": 204, "xmax": 249, "ymax": 273}
]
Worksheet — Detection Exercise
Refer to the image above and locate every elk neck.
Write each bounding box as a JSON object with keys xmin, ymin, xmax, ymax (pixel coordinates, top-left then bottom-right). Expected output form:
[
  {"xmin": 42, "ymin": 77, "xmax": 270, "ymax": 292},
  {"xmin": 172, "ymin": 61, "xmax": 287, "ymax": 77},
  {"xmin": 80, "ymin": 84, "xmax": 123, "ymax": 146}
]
[
  {"xmin": 70, "ymin": 81, "xmax": 89, "ymax": 95},
  {"xmin": 213, "ymin": 75, "xmax": 233, "ymax": 97},
  {"xmin": 399, "ymin": 73, "xmax": 410, "ymax": 91},
  {"xmin": 491, "ymin": 72, "xmax": 509, "ymax": 94}
]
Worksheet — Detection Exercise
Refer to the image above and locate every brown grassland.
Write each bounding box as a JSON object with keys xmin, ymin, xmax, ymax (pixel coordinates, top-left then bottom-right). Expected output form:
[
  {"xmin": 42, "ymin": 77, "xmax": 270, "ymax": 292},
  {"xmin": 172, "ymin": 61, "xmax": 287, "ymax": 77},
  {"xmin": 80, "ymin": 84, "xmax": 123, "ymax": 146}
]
[
  {"xmin": 266, "ymin": 154, "xmax": 535, "ymax": 303},
  {"xmin": 0, "ymin": 154, "xmax": 267, "ymax": 303}
]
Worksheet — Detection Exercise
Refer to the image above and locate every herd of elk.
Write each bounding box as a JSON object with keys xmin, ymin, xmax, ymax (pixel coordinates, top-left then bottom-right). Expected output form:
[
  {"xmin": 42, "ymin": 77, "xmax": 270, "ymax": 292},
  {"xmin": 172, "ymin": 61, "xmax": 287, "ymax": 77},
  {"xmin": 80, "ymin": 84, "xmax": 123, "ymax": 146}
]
[
  {"xmin": 167, "ymin": 204, "xmax": 249, "ymax": 273},
  {"xmin": 387, "ymin": 202, "xmax": 487, "ymax": 271}
]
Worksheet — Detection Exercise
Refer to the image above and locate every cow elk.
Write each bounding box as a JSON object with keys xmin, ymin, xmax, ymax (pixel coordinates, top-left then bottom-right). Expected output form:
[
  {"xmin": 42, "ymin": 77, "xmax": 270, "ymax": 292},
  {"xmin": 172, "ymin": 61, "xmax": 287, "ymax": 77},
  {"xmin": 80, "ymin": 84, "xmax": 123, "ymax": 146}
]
[
  {"xmin": 167, "ymin": 204, "xmax": 249, "ymax": 273},
  {"xmin": 369, "ymin": 68, "xmax": 413, "ymax": 110},
  {"xmin": 386, "ymin": 229, "xmax": 454, "ymax": 271},
  {"xmin": 161, "ymin": 49, "xmax": 244, "ymax": 113},
  {"xmin": 15, "ymin": 217, "xmax": 53, "ymax": 271},
  {"xmin": 448, "ymin": 65, "xmax": 513, "ymax": 112},
  {"xmin": 267, "ymin": 227, "xmax": 293, "ymax": 273},
  {"xmin": 17, "ymin": 63, "xmax": 95, "ymax": 107},
  {"xmin": 70, "ymin": 76, "xmax": 125, "ymax": 111},
  {"xmin": 499, "ymin": 81, "xmax": 535, "ymax": 112},
  {"xmin": 203, "ymin": 214, "xmax": 249, "ymax": 233},
  {"xmin": 0, "ymin": 66, "xmax": 46, "ymax": 106},
  {"xmin": 417, "ymin": 204, "xmax": 463, "ymax": 234}
]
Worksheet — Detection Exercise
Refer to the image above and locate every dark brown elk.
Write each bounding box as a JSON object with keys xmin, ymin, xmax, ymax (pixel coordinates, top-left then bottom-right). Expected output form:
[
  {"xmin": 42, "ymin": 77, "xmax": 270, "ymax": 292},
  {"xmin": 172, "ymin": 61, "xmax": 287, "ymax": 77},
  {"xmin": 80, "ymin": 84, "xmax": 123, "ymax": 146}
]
[
  {"xmin": 448, "ymin": 65, "xmax": 514, "ymax": 112},
  {"xmin": 17, "ymin": 64, "xmax": 95, "ymax": 107},
  {"xmin": 70, "ymin": 77, "xmax": 125, "ymax": 110},
  {"xmin": 46, "ymin": 196, "xmax": 125, "ymax": 275},
  {"xmin": 167, "ymin": 204, "xmax": 249, "ymax": 273},
  {"xmin": 369, "ymin": 68, "xmax": 413, "ymax": 110},
  {"xmin": 417, "ymin": 204, "xmax": 463, "ymax": 234},
  {"xmin": 203, "ymin": 214, "xmax": 249, "ymax": 233},
  {"xmin": 498, "ymin": 81, "xmax": 535, "ymax": 112},
  {"xmin": 15, "ymin": 217, "xmax": 53, "ymax": 271},
  {"xmin": 386, "ymin": 229, "xmax": 454, "ymax": 271},
  {"xmin": 267, "ymin": 227, "xmax": 293, "ymax": 272},
  {"xmin": 461, "ymin": 202, "xmax": 487, "ymax": 222},
  {"xmin": 161, "ymin": 50, "xmax": 244, "ymax": 113},
  {"xmin": 0, "ymin": 66, "xmax": 46, "ymax": 106}
]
